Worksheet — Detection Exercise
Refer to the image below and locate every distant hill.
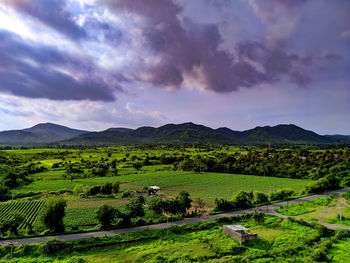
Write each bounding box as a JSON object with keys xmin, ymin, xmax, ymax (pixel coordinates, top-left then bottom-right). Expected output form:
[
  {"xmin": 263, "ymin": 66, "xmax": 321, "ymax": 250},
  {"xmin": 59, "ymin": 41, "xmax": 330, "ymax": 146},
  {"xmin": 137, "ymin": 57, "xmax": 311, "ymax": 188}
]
[
  {"xmin": 60, "ymin": 122, "xmax": 343, "ymax": 146},
  {"xmin": 0, "ymin": 123, "xmax": 88, "ymax": 144},
  {"xmin": 0, "ymin": 122, "xmax": 348, "ymax": 145},
  {"xmin": 325, "ymin": 134, "xmax": 350, "ymax": 144}
]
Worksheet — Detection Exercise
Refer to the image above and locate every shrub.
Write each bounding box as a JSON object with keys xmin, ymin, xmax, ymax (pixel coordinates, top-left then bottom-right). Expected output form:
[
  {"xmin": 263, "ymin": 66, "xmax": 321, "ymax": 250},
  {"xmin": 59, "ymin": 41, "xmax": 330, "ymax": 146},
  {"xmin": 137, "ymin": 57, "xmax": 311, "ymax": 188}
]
[
  {"xmin": 85, "ymin": 185, "xmax": 101, "ymax": 196},
  {"xmin": 101, "ymin": 183, "xmax": 113, "ymax": 195},
  {"xmin": 40, "ymin": 239, "xmax": 70, "ymax": 255},
  {"xmin": 269, "ymin": 188, "xmax": 295, "ymax": 201},
  {"xmin": 214, "ymin": 198, "xmax": 234, "ymax": 212},
  {"xmin": 253, "ymin": 191, "xmax": 269, "ymax": 204},
  {"xmin": 231, "ymin": 191, "xmax": 253, "ymax": 209},
  {"xmin": 113, "ymin": 182, "xmax": 120, "ymax": 194}
]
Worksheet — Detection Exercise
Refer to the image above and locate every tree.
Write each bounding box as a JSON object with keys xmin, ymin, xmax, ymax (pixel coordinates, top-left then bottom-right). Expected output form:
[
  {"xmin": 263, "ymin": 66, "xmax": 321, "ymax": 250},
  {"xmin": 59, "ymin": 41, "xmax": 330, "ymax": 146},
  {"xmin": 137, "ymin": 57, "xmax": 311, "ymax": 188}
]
[
  {"xmin": 0, "ymin": 212, "xmax": 24, "ymax": 235},
  {"xmin": 126, "ymin": 196, "xmax": 145, "ymax": 218},
  {"xmin": 101, "ymin": 183, "xmax": 113, "ymax": 195},
  {"xmin": 41, "ymin": 197, "xmax": 67, "ymax": 232},
  {"xmin": 148, "ymin": 197, "xmax": 167, "ymax": 214},
  {"xmin": 96, "ymin": 204, "xmax": 116, "ymax": 228},
  {"xmin": 133, "ymin": 162, "xmax": 143, "ymax": 171},
  {"xmin": 113, "ymin": 182, "xmax": 120, "ymax": 194},
  {"xmin": 7, "ymin": 212, "xmax": 24, "ymax": 235},
  {"xmin": 0, "ymin": 186, "xmax": 10, "ymax": 201}
]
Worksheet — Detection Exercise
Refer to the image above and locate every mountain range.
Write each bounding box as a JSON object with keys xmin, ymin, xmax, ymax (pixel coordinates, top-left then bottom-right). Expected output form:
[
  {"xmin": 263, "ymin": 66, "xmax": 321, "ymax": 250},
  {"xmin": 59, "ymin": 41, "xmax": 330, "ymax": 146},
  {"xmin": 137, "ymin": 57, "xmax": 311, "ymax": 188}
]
[{"xmin": 0, "ymin": 122, "xmax": 348, "ymax": 146}]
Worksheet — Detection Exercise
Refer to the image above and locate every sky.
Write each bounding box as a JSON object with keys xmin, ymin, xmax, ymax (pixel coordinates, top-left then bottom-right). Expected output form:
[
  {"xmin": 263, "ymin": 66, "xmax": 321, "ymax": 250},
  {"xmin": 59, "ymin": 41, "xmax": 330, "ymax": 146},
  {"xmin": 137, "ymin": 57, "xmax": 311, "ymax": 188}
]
[{"xmin": 0, "ymin": 0, "xmax": 349, "ymax": 134}]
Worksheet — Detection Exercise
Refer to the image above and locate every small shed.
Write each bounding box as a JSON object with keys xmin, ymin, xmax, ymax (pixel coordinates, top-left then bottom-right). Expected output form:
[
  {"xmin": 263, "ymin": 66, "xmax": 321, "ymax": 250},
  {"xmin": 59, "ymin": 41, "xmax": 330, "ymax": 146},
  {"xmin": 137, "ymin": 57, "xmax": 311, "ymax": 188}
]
[
  {"xmin": 223, "ymin": 225, "xmax": 258, "ymax": 244},
  {"xmin": 148, "ymin": 186, "xmax": 160, "ymax": 196}
]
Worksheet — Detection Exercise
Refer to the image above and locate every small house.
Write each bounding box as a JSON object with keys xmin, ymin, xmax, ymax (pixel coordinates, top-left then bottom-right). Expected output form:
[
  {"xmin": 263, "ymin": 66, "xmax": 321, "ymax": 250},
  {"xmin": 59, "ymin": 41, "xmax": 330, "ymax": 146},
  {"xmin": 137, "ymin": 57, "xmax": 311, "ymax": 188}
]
[
  {"xmin": 223, "ymin": 225, "xmax": 258, "ymax": 244},
  {"xmin": 148, "ymin": 186, "xmax": 160, "ymax": 196}
]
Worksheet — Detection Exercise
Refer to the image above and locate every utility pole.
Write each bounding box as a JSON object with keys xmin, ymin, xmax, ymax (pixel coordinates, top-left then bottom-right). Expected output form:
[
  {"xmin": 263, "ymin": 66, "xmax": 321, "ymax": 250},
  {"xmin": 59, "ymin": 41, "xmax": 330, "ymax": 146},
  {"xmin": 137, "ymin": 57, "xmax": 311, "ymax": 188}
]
[{"xmin": 10, "ymin": 243, "xmax": 13, "ymax": 263}]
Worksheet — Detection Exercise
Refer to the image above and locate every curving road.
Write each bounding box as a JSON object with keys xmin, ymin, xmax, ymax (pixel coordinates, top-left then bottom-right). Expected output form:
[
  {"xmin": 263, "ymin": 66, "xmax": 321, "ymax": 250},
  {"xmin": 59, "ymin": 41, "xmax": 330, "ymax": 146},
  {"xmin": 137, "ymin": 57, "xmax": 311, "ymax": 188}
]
[{"xmin": 1, "ymin": 187, "xmax": 349, "ymax": 246}]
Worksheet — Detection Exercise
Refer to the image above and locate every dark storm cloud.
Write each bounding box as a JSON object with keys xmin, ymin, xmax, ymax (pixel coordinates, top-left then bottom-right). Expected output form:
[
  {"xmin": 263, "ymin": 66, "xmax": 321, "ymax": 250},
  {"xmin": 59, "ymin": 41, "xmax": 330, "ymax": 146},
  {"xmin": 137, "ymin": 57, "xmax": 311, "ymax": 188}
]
[
  {"xmin": 0, "ymin": 30, "xmax": 122, "ymax": 101},
  {"xmin": 2, "ymin": 0, "xmax": 86, "ymax": 40},
  {"xmin": 102, "ymin": 0, "xmax": 317, "ymax": 92}
]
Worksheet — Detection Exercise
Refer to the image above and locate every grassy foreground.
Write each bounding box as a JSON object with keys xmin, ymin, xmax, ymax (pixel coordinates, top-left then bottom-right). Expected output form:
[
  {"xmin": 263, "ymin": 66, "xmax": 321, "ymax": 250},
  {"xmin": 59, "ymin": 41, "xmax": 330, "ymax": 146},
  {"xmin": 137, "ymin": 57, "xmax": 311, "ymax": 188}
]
[{"xmin": 2, "ymin": 213, "xmax": 348, "ymax": 263}]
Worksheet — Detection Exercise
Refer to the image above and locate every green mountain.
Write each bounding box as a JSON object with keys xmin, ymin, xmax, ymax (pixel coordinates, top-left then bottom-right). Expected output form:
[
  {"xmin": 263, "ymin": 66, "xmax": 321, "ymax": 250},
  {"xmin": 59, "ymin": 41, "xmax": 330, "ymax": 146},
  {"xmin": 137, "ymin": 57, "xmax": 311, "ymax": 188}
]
[
  {"xmin": 0, "ymin": 122, "xmax": 347, "ymax": 145},
  {"xmin": 60, "ymin": 123, "xmax": 340, "ymax": 146}
]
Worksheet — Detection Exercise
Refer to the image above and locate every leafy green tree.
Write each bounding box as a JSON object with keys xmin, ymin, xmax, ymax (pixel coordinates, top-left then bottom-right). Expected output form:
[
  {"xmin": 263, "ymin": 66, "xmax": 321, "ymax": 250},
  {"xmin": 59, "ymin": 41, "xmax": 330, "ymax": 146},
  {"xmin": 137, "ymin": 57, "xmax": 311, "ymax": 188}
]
[
  {"xmin": 7, "ymin": 212, "xmax": 24, "ymax": 235},
  {"xmin": 96, "ymin": 204, "xmax": 116, "ymax": 228},
  {"xmin": 113, "ymin": 182, "xmax": 120, "ymax": 194},
  {"xmin": 101, "ymin": 183, "xmax": 113, "ymax": 195},
  {"xmin": 0, "ymin": 186, "xmax": 10, "ymax": 201},
  {"xmin": 126, "ymin": 196, "xmax": 145, "ymax": 218},
  {"xmin": 132, "ymin": 162, "xmax": 143, "ymax": 171},
  {"xmin": 41, "ymin": 197, "xmax": 67, "ymax": 232}
]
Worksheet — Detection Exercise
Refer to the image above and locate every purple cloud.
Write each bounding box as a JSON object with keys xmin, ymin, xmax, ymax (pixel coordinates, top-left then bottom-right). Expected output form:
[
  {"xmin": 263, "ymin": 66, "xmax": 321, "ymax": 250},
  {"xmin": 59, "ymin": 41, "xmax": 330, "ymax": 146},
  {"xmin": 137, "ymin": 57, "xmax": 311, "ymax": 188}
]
[
  {"xmin": 0, "ymin": 30, "xmax": 122, "ymax": 101},
  {"xmin": 2, "ymin": 0, "xmax": 86, "ymax": 40},
  {"xmin": 103, "ymin": 0, "xmax": 319, "ymax": 91}
]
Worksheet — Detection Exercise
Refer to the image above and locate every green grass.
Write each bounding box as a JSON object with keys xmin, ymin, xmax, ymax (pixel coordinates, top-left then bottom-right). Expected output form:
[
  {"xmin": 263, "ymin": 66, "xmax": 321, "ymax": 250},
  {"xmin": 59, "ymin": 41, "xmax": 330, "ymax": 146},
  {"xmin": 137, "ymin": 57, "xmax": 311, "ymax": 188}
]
[
  {"xmin": 343, "ymin": 191, "xmax": 350, "ymax": 202},
  {"xmin": 276, "ymin": 195, "xmax": 336, "ymax": 216},
  {"xmin": 0, "ymin": 215, "xmax": 325, "ymax": 263},
  {"xmin": 327, "ymin": 237, "xmax": 350, "ymax": 262},
  {"xmin": 14, "ymin": 171, "xmax": 311, "ymax": 206},
  {"xmin": 325, "ymin": 207, "xmax": 350, "ymax": 226}
]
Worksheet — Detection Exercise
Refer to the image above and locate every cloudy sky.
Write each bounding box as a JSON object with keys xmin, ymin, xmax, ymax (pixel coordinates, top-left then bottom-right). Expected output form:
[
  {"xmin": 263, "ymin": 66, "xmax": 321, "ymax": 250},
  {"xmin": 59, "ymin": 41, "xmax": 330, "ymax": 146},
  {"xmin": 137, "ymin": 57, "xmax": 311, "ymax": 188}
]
[{"xmin": 0, "ymin": 0, "xmax": 349, "ymax": 134}]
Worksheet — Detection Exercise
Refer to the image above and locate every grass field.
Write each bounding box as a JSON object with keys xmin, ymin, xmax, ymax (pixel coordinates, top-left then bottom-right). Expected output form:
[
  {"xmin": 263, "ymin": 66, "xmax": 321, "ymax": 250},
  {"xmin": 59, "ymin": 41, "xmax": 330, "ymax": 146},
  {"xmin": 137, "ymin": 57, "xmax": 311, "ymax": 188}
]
[
  {"xmin": 1, "ymin": 214, "xmax": 328, "ymax": 262},
  {"xmin": 276, "ymin": 195, "xmax": 336, "ymax": 216},
  {"xmin": 14, "ymin": 171, "xmax": 311, "ymax": 206}
]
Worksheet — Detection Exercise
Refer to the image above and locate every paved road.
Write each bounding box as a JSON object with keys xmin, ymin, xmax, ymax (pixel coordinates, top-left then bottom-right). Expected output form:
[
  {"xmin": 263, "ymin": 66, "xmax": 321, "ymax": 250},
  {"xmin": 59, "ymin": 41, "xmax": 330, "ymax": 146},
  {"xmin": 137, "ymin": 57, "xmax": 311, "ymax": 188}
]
[{"xmin": 1, "ymin": 187, "xmax": 349, "ymax": 246}]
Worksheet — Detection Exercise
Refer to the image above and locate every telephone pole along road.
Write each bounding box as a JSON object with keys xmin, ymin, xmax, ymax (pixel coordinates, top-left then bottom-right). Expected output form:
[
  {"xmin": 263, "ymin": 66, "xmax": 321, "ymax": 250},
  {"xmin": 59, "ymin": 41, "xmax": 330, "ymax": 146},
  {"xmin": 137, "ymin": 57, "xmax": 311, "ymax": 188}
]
[{"xmin": 1, "ymin": 187, "xmax": 349, "ymax": 246}]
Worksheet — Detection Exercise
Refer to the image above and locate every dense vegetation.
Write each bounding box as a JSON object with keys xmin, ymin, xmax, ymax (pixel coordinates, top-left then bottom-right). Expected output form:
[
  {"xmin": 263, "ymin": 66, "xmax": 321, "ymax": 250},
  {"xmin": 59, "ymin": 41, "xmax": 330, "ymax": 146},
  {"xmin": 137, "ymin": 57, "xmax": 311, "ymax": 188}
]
[{"xmin": 0, "ymin": 145, "xmax": 348, "ymax": 260}]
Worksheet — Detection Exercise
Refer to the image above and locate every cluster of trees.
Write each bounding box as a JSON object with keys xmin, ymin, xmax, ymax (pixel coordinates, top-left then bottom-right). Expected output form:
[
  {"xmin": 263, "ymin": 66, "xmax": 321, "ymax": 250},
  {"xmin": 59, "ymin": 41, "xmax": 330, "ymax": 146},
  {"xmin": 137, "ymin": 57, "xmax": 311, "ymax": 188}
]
[
  {"xmin": 214, "ymin": 189, "xmax": 295, "ymax": 212},
  {"xmin": 96, "ymin": 195, "xmax": 146, "ymax": 228},
  {"xmin": 73, "ymin": 182, "xmax": 120, "ymax": 196},
  {"xmin": 95, "ymin": 191, "xmax": 192, "ymax": 229},
  {"xmin": 172, "ymin": 149, "xmax": 350, "ymax": 180},
  {"xmin": 148, "ymin": 191, "xmax": 192, "ymax": 215},
  {"xmin": 0, "ymin": 164, "xmax": 32, "ymax": 201}
]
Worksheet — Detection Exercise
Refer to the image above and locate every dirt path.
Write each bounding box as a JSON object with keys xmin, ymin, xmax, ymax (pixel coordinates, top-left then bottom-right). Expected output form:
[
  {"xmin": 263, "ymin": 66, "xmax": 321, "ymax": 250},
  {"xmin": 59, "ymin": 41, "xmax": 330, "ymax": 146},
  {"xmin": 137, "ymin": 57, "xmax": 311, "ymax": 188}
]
[
  {"xmin": 338, "ymin": 192, "xmax": 350, "ymax": 207},
  {"xmin": 1, "ymin": 187, "xmax": 349, "ymax": 246}
]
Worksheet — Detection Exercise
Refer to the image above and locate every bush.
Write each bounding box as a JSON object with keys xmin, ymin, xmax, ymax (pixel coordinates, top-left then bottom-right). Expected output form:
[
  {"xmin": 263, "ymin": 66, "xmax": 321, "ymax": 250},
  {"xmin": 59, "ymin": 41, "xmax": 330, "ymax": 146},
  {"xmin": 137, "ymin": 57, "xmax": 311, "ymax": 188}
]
[
  {"xmin": 269, "ymin": 188, "xmax": 295, "ymax": 201},
  {"xmin": 214, "ymin": 198, "xmax": 234, "ymax": 212},
  {"xmin": 113, "ymin": 182, "xmax": 120, "ymax": 194},
  {"xmin": 40, "ymin": 239, "xmax": 70, "ymax": 255},
  {"xmin": 121, "ymin": 190, "xmax": 132, "ymax": 198},
  {"xmin": 253, "ymin": 191, "xmax": 269, "ymax": 204},
  {"xmin": 73, "ymin": 184, "xmax": 86, "ymax": 196},
  {"xmin": 101, "ymin": 183, "xmax": 113, "ymax": 195},
  {"xmin": 85, "ymin": 185, "xmax": 101, "ymax": 196},
  {"xmin": 231, "ymin": 191, "xmax": 253, "ymax": 209}
]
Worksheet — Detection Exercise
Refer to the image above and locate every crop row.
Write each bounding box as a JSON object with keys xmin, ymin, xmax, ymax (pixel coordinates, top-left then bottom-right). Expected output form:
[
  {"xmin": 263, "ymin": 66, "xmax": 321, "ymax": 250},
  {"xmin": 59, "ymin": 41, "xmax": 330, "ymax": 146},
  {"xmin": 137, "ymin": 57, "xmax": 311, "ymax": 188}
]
[{"xmin": 0, "ymin": 200, "xmax": 46, "ymax": 229}]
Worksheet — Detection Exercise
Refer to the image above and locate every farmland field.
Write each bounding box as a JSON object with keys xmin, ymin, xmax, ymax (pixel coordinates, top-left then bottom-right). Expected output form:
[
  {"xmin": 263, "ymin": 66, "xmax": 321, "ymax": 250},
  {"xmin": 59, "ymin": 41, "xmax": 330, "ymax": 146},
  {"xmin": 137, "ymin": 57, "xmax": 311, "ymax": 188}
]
[
  {"xmin": 13, "ymin": 171, "xmax": 311, "ymax": 206},
  {"xmin": 0, "ymin": 200, "xmax": 46, "ymax": 229}
]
